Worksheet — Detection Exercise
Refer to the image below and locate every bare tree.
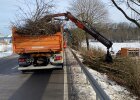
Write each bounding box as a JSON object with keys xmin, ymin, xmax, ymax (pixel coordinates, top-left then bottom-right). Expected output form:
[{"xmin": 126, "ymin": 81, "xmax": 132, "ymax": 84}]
[
  {"xmin": 69, "ymin": 0, "xmax": 108, "ymax": 50},
  {"xmin": 13, "ymin": 0, "xmax": 54, "ymax": 27},
  {"xmin": 32, "ymin": 0, "xmax": 54, "ymax": 21},
  {"xmin": 111, "ymin": 0, "xmax": 140, "ymax": 28},
  {"xmin": 69, "ymin": 0, "xmax": 108, "ymax": 24},
  {"xmin": 98, "ymin": 22, "xmax": 140, "ymax": 42},
  {"xmin": 12, "ymin": 0, "xmax": 59, "ymax": 35}
]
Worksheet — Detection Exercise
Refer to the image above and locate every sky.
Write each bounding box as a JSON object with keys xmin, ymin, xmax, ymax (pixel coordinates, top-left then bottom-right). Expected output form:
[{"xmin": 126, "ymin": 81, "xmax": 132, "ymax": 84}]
[{"xmin": 0, "ymin": 0, "xmax": 132, "ymax": 35}]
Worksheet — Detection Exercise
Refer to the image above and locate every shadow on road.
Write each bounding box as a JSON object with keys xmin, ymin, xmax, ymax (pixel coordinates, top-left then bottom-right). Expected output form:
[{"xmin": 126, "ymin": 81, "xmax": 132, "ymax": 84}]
[{"xmin": 8, "ymin": 70, "xmax": 53, "ymax": 100}]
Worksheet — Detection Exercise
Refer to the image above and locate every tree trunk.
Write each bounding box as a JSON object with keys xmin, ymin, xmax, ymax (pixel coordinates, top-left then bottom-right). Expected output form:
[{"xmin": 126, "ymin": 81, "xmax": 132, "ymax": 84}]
[{"xmin": 85, "ymin": 33, "xmax": 89, "ymax": 50}]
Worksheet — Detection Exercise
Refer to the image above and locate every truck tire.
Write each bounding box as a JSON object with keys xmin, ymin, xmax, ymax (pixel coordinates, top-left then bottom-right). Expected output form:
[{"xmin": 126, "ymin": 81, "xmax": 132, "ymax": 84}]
[{"xmin": 18, "ymin": 54, "xmax": 32, "ymax": 67}]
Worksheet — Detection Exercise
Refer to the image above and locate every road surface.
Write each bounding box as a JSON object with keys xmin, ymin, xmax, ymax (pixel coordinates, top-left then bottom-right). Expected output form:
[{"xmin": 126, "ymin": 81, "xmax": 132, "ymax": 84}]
[{"xmin": 0, "ymin": 55, "xmax": 66, "ymax": 100}]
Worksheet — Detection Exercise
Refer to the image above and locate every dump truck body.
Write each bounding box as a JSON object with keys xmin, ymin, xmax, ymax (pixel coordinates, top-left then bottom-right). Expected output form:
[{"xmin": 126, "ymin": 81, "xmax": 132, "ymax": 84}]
[
  {"xmin": 13, "ymin": 32, "xmax": 63, "ymax": 54},
  {"xmin": 12, "ymin": 28, "xmax": 64, "ymax": 71}
]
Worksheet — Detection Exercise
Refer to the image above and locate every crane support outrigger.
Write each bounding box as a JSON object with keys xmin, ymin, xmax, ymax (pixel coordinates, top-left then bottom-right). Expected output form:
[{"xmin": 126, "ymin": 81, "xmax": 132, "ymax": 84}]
[{"xmin": 45, "ymin": 12, "xmax": 113, "ymax": 62}]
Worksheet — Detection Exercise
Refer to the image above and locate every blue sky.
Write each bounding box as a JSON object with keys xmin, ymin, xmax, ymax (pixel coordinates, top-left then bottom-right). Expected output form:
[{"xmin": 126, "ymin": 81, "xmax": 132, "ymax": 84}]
[{"xmin": 0, "ymin": 0, "xmax": 130, "ymax": 35}]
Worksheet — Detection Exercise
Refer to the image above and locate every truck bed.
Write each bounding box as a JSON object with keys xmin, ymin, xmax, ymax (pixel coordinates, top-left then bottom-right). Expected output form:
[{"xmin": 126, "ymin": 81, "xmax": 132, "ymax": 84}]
[{"xmin": 12, "ymin": 32, "xmax": 63, "ymax": 54}]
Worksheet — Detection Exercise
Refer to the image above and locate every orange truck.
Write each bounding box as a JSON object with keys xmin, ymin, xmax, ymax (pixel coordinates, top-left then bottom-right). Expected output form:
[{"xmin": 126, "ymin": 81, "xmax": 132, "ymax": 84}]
[
  {"xmin": 12, "ymin": 27, "xmax": 65, "ymax": 72},
  {"xmin": 12, "ymin": 12, "xmax": 113, "ymax": 72}
]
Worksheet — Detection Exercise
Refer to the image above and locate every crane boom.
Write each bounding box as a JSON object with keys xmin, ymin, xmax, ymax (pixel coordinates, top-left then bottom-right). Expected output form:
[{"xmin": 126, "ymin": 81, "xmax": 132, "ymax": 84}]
[
  {"xmin": 44, "ymin": 12, "xmax": 113, "ymax": 62},
  {"xmin": 45, "ymin": 12, "xmax": 112, "ymax": 49}
]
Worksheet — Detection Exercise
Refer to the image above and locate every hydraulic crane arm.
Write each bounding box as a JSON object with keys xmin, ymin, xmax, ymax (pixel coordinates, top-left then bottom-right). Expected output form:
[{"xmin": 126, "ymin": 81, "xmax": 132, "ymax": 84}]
[
  {"xmin": 44, "ymin": 12, "xmax": 113, "ymax": 62},
  {"xmin": 65, "ymin": 12, "xmax": 113, "ymax": 49},
  {"xmin": 45, "ymin": 12, "xmax": 113, "ymax": 49}
]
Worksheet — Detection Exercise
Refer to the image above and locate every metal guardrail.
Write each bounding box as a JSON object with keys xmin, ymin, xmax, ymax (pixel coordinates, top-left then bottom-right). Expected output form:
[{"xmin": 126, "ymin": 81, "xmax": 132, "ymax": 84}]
[{"xmin": 70, "ymin": 49, "xmax": 111, "ymax": 100}]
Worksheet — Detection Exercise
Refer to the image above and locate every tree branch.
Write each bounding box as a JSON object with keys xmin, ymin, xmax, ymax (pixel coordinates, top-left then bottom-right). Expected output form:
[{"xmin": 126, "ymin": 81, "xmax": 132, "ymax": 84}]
[
  {"xmin": 111, "ymin": 0, "xmax": 140, "ymax": 28},
  {"xmin": 130, "ymin": 0, "xmax": 140, "ymax": 6},
  {"xmin": 127, "ymin": 0, "xmax": 140, "ymax": 15}
]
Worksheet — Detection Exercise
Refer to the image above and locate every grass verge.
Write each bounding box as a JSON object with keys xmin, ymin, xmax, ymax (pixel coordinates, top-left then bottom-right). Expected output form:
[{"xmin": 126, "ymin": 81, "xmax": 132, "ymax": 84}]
[{"xmin": 80, "ymin": 48, "xmax": 140, "ymax": 99}]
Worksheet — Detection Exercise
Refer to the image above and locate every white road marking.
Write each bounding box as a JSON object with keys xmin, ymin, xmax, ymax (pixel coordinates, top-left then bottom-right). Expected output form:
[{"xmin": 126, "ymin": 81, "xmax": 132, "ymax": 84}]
[
  {"xmin": 64, "ymin": 52, "xmax": 68, "ymax": 100},
  {"xmin": 12, "ymin": 66, "xmax": 18, "ymax": 69}
]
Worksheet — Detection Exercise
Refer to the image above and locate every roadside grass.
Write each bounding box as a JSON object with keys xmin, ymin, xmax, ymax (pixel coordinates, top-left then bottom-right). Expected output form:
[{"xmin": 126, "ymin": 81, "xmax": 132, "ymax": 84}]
[{"xmin": 80, "ymin": 47, "xmax": 140, "ymax": 98}]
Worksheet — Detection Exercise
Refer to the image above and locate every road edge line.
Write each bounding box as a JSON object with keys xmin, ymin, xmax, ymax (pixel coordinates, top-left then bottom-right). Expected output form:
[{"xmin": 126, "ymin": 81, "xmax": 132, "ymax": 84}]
[
  {"xmin": 64, "ymin": 50, "xmax": 68, "ymax": 100},
  {"xmin": 12, "ymin": 65, "xmax": 18, "ymax": 69}
]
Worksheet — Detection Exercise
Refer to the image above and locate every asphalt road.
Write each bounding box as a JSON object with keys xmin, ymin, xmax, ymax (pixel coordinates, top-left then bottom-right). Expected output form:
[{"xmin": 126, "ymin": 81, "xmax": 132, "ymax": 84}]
[{"xmin": 0, "ymin": 55, "xmax": 65, "ymax": 100}]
